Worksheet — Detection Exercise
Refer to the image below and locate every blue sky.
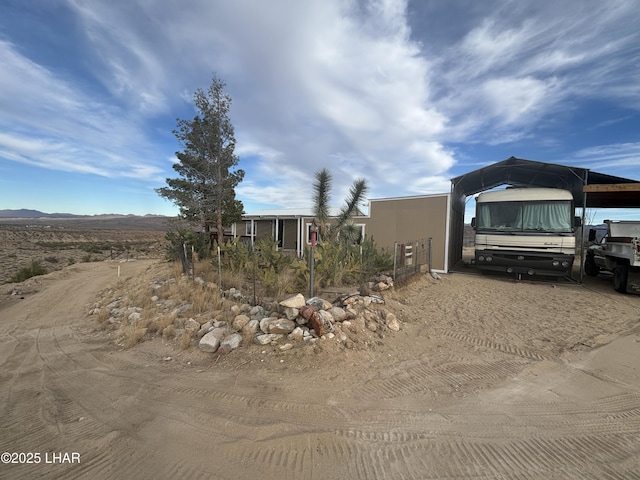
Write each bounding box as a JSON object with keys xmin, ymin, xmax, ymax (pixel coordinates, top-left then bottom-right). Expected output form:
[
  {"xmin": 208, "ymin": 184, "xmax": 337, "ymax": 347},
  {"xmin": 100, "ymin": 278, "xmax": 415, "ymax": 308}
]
[{"xmin": 1, "ymin": 0, "xmax": 639, "ymax": 223}]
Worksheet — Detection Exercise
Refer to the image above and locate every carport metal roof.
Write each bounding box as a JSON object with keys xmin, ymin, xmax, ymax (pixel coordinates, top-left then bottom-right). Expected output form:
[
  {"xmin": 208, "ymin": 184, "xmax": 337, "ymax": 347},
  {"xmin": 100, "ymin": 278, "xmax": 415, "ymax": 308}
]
[{"xmin": 451, "ymin": 156, "xmax": 640, "ymax": 208}]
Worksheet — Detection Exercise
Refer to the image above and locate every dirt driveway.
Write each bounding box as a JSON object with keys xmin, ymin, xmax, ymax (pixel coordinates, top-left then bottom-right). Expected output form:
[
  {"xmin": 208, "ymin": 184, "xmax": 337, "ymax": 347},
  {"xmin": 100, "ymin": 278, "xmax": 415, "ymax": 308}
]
[{"xmin": 1, "ymin": 260, "xmax": 640, "ymax": 479}]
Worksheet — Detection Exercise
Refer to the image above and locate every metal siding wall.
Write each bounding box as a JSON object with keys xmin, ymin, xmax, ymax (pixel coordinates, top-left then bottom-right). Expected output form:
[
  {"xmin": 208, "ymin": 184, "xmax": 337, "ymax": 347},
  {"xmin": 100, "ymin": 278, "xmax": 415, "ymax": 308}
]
[{"xmin": 360, "ymin": 195, "xmax": 449, "ymax": 271}]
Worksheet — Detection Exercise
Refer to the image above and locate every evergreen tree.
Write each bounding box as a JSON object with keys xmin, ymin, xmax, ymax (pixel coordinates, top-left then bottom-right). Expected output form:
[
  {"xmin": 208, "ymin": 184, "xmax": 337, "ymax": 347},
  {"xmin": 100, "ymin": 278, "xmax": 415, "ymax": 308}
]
[{"xmin": 156, "ymin": 74, "xmax": 244, "ymax": 240}]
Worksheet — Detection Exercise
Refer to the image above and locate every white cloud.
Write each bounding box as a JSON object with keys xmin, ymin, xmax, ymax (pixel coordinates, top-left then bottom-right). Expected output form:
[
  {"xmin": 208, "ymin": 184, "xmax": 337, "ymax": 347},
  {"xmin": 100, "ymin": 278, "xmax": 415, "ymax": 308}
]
[
  {"xmin": 0, "ymin": 38, "xmax": 166, "ymax": 180},
  {"xmin": 432, "ymin": 0, "xmax": 640, "ymax": 143}
]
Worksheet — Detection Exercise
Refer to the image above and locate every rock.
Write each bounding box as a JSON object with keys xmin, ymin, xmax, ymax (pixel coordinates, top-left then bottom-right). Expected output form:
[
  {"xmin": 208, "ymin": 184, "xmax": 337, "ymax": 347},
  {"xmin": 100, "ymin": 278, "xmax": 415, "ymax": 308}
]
[
  {"xmin": 328, "ymin": 306, "xmax": 347, "ymax": 322},
  {"xmin": 254, "ymin": 334, "xmax": 279, "ymax": 345},
  {"xmin": 197, "ymin": 323, "xmax": 213, "ymax": 339},
  {"xmin": 250, "ymin": 305, "xmax": 266, "ymax": 319},
  {"xmin": 264, "ymin": 318, "xmax": 296, "ymax": 334},
  {"xmin": 386, "ymin": 314, "xmax": 400, "ymax": 331},
  {"xmin": 366, "ymin": 321, "xmax": 377, "ymax": 332},
  {"xmin": 199, "ymin": 331, "xmax": 221, "ymax": 353},
  {"xmin": 128, "ymin": 311, "xmax": 142, "ymax": 323},
  {"xmin": 307, "ymin": 297, "xmax": 332, "ymax": 310},
  {"xmin": 317, "ymin": 310, "xmax": 334, "ymax": 325},
  {"xmin": 220, "ymin": 333, "xmax": 242, "ymax": 350},
  {"xmin": 279, "ymin": 343, "xmax": 294, "ymax": 351},
  {"xmin": 212, "ymin": 327, "xmax": 227, "ymax": 339},
  {"xmin": 342, "ymin": 295, "xmax": 359, "ymax": 305},
  {"xmin": 309, "ymin": 310, "xmax": 333, "ymax": 337},
  {"xmin": 151, "ymin": 295, "xmax": 159, "ymax": 302},
  {"xmin": 279, "ymin": 293, "xmax": 306, "ymax": 309},
  {"xmin": 232, "ymin": 314, "xmax": 250, "ymax": 331},
  {"xmin": 230, "ymin": 304, "xmax": 241, "ymax": 315},
  {"xmin": 298, "ymin": 304, "xmax": 317, "ymax": 320},
  {"xmin": 283, "ymin": 307, "xmax": 299, "ymax": 320},
  {"xmin": 288, "ymin": 327, "xmax": 304, "ymax": 341},
  {"xmin": 259, "ymin": 317, "xmax": 271, "ymax": 334},
  {"xmin": 185, "ymin": 318, "xmax": 200, "ymax": 332},
  {"xmin": 242, "ymin": 319, "xmax": 259, "ymax": 336},
  {"xmin": 374, "ymin": 282, "xmax": 388, "ymax": 291}
]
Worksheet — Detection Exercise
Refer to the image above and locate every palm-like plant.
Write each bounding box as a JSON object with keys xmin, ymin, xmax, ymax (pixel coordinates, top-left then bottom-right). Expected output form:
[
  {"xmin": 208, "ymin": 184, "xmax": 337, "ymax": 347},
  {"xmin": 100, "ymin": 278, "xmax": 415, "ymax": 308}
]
[{"xmin": 312, "ymin": 169, "xmax": 368, "ymax": 241}]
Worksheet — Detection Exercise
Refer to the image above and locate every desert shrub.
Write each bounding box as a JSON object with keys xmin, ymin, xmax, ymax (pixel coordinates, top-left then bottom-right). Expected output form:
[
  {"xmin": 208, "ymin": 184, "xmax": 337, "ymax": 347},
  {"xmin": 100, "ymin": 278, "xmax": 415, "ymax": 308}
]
[
  {"xmin": 252, "ymin": 237, "xmax": 296, "ymax": 297},
  {"xmin": 215, "ymin": 238, "xmax": 250, "ymax": 273},
  {"xmin": 165, "ymin": 227, "xmax": 211, "ymax": 264},
  {"xmin": 10, "ymin": 260, "xmax": 48, "ymax": 283},
  {"xmin": 80, "ymin": 243, "xmax": 111, "ymax": 254},
  {"xmin": 255, "ymin": 237, "xmax": 293, "ymax": 273},
  {"xmin": 293, "ymin": 237, "xmax": 393, "ymax": 290},
  {"xmin": 67, "ymin": 257, "xmax": 76, "ymax": 265},
  {"xmin": 359, "ymin": 237, "xmax": 394, "ymax": 278},
  {"xmin": 44, "ymin": 256, "xmax": 59, "ymax": 264}
]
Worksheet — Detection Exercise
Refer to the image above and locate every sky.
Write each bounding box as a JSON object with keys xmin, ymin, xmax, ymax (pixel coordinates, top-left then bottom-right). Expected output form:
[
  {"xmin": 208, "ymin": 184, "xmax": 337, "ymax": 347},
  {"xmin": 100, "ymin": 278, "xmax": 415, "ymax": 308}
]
[{"xmin": 1, "ymin": 0, "xmax": 639, "ymax": 223}]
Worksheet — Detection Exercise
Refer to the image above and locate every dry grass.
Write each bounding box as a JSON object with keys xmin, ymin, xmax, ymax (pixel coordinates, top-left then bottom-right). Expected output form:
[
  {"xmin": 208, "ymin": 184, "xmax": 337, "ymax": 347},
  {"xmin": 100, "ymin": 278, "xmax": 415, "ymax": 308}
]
[
  {"xmin": 95, "ymin": 307, "xmax": 111, "ymax": 324},
  {"xmin": 117, "ymin": 325, "xmax": 148, "ymax": 348},
  {"xmin": 177, "ymin": 330, "xmax": 194, "ymax": 349},
  {"xmin": 220, "ymin": 270, "xmax": 245, "ymax": 290}
]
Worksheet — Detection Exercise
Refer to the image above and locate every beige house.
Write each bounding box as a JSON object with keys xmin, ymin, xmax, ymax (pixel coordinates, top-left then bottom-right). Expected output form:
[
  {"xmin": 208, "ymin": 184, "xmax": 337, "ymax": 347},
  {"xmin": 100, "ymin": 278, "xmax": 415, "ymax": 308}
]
[
  {"xmin": 239, "ymin": 207, "xmax": 344, "ymax": 258},
  {"xmin": 237, "ymin": 193, "xmax": 452, "ymax": 274}
]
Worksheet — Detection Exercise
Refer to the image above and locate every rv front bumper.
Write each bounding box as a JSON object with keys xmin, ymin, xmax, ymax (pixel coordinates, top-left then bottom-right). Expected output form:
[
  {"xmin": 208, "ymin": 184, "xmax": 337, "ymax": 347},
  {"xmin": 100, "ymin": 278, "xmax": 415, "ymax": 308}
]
[{"xmin": 475, "ymin": 250, "xmax": 574, "ymax": 277}]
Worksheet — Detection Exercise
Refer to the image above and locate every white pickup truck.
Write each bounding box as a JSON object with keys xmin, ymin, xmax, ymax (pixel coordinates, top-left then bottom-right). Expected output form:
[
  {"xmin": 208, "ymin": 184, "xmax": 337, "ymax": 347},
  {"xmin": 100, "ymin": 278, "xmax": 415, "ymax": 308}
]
[{"xmin": 584, "ymin": 220, "xmax": 640, "ymax": 293}]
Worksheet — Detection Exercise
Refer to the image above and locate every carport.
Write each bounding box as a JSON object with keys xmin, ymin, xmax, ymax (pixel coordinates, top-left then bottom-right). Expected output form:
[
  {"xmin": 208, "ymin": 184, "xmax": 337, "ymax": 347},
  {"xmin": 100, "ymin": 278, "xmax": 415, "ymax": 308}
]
[{"xmin": 449, "ymin": 156, "xmax": 640, "ymax": 280}]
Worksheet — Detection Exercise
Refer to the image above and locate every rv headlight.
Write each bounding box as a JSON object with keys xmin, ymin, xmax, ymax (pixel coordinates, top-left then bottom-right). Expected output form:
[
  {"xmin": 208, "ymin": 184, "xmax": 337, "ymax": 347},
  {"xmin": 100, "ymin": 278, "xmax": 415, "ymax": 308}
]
[
  {"xmin": 561, "ymin": 261, "xmax": 569, "ymax": 267},
  {"xmin": 486, "ymin": 256, "xmax": 493, "ymax": 262},
  {"xmin": 478, "ymin": 255, "xmax": 485, "ymax": 261},
  {"xmin": 552, "ymin": 260, "xmax": 560, "ymax": 267}
]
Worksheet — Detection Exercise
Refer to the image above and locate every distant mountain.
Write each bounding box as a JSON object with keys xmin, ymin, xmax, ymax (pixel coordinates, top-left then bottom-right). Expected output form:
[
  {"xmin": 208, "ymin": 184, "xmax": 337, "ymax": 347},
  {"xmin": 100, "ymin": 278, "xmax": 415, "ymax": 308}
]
[{"xmin": 0, "ymin": 209, "xmax": 85, "ymax": 219}]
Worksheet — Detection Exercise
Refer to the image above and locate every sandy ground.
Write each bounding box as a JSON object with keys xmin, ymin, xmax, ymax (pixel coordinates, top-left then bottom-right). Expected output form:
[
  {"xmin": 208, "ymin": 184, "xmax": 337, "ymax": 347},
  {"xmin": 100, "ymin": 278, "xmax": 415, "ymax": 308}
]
[{"xmin": 1, "ymin": 259, "xmax": 640, "ymax": 479}]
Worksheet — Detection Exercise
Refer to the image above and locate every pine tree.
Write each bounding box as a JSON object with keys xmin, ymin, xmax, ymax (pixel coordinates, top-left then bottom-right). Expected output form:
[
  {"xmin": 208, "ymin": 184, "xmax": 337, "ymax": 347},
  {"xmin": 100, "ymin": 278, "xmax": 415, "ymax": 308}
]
[{"xmin": 156, "ymin": 75, "xmax": 244, "ymax": 241}]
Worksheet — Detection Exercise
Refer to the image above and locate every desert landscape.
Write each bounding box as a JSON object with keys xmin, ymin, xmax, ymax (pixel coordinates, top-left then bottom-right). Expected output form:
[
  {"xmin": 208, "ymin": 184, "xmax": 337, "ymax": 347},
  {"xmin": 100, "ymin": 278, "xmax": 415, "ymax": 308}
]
[{"xmin": 1, "ymin": 221, "xmax": 640, "ymax": 479}]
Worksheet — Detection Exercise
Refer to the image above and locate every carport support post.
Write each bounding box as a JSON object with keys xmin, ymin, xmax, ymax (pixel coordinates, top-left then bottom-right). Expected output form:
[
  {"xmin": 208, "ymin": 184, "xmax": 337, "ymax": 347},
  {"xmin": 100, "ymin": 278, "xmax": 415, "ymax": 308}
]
[{"xmin": 580, "ymin": 170, "xmax": 589, "ymax": 284}]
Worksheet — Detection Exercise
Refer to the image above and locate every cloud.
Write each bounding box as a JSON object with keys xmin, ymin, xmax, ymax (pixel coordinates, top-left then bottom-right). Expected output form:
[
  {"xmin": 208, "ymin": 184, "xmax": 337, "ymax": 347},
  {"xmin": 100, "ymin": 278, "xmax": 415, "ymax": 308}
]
[
  {"xmin": 568, "ymin": 143, "xmax": 640, "ymax": 177},
  {"xmin": 431, "ymin": 0, "xmax": 640, "ymax": 142},
  {"xmin": 0, "ymin": 39, "xmax": 164, "ymax": 180}
]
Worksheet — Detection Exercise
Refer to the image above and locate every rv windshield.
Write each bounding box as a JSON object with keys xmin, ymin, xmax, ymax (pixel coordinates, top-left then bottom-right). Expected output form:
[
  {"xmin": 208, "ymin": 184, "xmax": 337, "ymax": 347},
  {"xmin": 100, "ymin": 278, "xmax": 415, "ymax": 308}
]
[{"xmin": 476, "ymin": 200, "xmax": 572, "ymax": 233}]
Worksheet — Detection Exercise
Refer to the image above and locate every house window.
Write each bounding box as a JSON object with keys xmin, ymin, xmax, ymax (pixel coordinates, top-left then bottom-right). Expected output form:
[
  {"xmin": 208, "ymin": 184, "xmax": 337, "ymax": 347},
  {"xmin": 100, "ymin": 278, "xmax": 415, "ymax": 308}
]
[
  {"xmin": 306, "ymin": 223, "xmax": 365, "ymax": 244},
  {"xmin": 245, "ymin": 221, "xmax": 254, "ymax": 236},
  {"xmin": 338, "ymin": 224, "xmax": 365, "ymax": 244}
]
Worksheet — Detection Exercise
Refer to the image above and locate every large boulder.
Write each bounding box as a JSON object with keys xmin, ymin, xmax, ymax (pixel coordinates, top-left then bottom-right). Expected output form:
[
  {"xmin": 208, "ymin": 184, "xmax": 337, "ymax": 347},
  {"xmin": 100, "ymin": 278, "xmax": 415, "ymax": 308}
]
[
  {"xmin": 264, "ymin": 318, "xmax": 296, "ymax": 334},
  {"xmin": 279, "ymin": 293, "xmax": 306, "ymax": 309},
  {"xmin": 232, "ymin": 314, "xmax": 250, "ymax": 331},
  {"xmin": 199, "ymin": 331, "xmax": 221, "ymax": 353}
]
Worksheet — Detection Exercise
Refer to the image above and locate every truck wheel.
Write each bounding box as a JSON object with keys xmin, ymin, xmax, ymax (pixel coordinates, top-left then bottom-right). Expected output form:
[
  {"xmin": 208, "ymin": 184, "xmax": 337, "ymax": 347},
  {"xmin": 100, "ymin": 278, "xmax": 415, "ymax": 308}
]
[
  {"xmin": 613, "ymin": 264, "xmax": 629, "ymax": 293},
  {"xmin": 584, "ymin": 256, "xmax": 600, "ymax": 277}
]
